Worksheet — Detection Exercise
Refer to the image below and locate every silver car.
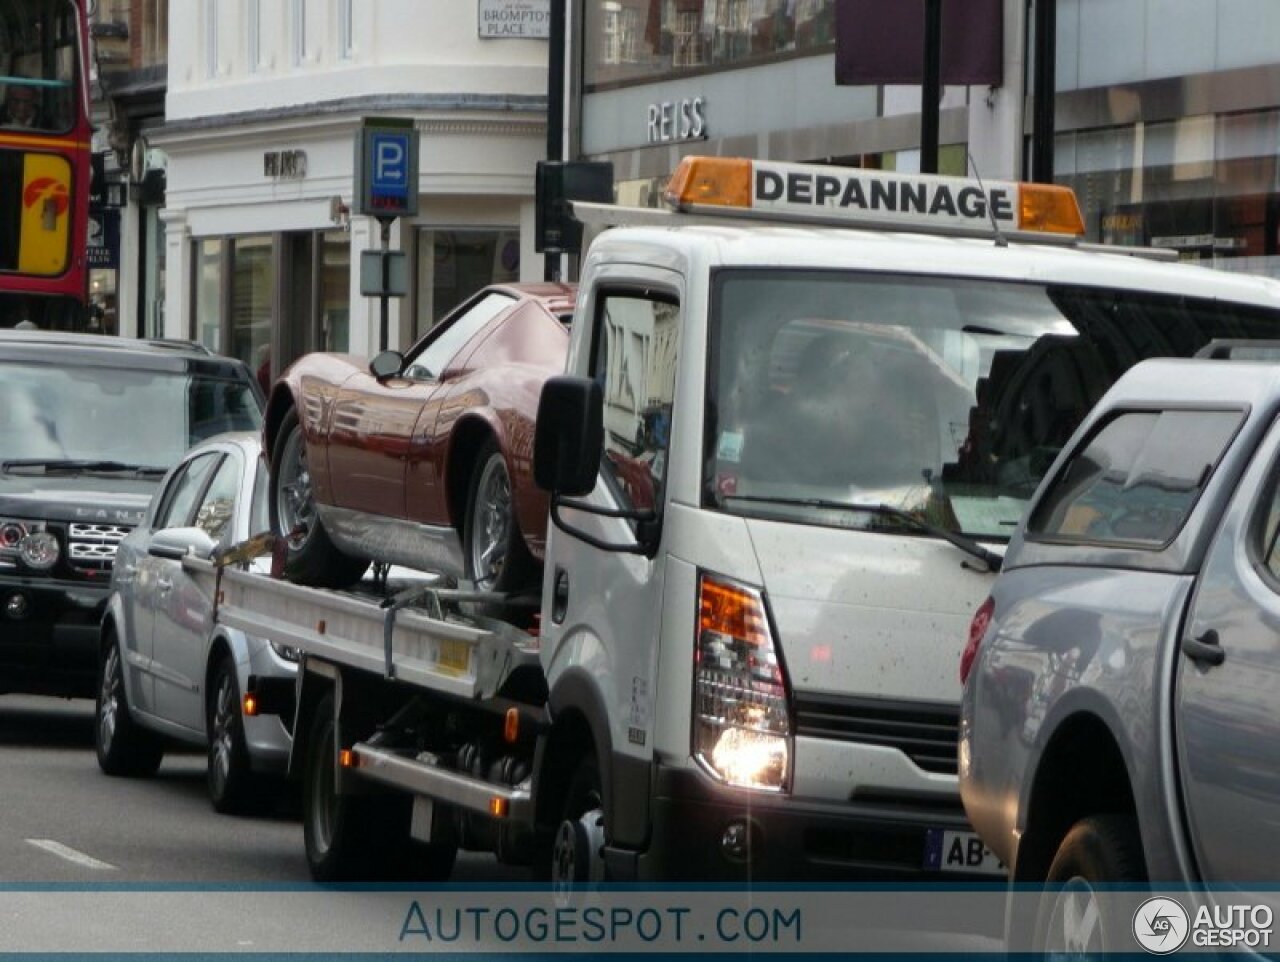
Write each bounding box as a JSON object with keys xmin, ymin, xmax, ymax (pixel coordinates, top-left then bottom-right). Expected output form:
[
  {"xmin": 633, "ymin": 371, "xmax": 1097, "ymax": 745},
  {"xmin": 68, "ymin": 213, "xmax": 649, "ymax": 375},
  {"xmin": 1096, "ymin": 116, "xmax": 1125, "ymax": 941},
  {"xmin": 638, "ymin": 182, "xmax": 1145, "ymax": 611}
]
[
  {"xmin": 95, "ymin": 433, "xmax": 296, "ymax": 814},
  {"xmin": 959, "ymin": 357, "xmax": 1280, "ymax": 951}
]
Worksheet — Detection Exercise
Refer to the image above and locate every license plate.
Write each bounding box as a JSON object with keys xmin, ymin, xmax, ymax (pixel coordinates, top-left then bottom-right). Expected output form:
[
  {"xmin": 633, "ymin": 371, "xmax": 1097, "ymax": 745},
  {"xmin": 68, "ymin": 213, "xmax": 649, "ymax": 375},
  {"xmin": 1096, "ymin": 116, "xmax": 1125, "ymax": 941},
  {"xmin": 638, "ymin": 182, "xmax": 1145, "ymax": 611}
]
[
  {"xmin": 436, "ymin": 639, "xmax": 471, "ymax": 675},
  {"xmin": 924, "ymin": 828, "xmax": 1006, "ymax": 876}
]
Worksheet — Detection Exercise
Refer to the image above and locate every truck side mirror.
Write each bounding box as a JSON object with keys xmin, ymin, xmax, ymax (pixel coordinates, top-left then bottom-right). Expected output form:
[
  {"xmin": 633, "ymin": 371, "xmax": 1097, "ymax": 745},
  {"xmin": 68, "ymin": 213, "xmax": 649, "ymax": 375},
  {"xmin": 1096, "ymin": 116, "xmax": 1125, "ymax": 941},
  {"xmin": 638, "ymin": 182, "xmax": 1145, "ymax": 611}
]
[{"xmin": 534, "ymin": 376, "xmax": 603, "ymax": 496}]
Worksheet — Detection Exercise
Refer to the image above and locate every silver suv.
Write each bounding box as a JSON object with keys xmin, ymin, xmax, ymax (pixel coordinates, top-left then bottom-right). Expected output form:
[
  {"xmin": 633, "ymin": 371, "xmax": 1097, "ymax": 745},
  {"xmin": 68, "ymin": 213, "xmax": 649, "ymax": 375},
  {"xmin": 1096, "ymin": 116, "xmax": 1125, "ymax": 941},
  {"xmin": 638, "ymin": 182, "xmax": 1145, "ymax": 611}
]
[{"xmin": 959, "ymin": 354, "xmax": 1280, "ymax": 952}]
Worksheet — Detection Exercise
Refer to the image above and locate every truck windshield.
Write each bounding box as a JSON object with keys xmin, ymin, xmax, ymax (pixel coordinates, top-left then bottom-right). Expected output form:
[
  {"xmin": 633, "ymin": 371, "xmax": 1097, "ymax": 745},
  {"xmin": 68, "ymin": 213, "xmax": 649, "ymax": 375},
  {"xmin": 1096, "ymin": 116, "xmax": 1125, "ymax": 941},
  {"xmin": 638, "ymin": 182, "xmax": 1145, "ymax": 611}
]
[
  {"xmin": 704, "ymin": 269, "xmax": 1280, "ymax": 541},
  {"xmin": 0, "ymin": 361, "xmax": 261, "ymax": 470}
]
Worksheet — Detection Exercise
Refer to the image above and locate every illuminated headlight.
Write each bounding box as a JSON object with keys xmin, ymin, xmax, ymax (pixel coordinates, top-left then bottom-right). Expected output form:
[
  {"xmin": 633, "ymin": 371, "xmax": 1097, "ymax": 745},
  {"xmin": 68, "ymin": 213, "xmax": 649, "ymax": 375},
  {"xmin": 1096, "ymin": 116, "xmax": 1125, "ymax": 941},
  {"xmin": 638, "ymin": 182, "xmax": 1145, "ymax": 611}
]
[
  {"xmin": 694, "ymin": 573, "xmax": 792, "ymax": 792},
  {"xmin": 19, "ymin": 531, "xmax": 59, "ymax": 569},
  {"xmin": 269, "ymin": 641, "xmax": 300, "ymax": 662}
]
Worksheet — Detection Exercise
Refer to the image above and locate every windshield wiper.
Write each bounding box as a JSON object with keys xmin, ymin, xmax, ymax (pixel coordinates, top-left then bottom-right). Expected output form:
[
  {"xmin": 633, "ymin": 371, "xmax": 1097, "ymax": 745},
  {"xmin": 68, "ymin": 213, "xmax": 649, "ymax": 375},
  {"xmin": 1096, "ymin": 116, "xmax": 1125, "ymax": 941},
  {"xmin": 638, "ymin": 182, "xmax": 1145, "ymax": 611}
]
[
  {"xmin": 1, "ymin": 459, "xmax": 169, "ymax": 478},
  {"xmin": 720, "ymin": 494, "xmax": 1003, "ymax": 572}
]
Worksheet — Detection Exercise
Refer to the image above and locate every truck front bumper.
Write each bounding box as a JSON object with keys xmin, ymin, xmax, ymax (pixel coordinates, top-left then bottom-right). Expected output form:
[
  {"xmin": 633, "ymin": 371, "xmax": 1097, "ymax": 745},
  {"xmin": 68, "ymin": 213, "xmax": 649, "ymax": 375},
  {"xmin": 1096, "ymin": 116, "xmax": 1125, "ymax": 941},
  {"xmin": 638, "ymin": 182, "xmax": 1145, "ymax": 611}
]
[{"xmin": 612, "ymin": 764, "xmax": 990, "ymax": 883}]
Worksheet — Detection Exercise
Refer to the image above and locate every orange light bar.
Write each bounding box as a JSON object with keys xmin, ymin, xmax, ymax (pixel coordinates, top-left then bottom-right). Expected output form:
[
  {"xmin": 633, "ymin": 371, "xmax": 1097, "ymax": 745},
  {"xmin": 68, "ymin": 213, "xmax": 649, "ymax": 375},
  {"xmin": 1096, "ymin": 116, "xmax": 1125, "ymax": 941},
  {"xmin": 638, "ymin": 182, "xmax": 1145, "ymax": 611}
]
[
  {"xmin": 242, "ymin": 693, "xmax": 259, "ymax": 717},
  {"xmin": 339, "ymin": 748, "xmax": 356, "ymax": 768},
  {"xmin": 1018, "ymin": 183, "xmax": 1085, "ymax": 236},
  {"xmin": 489, "ymin": 796, "xmax": 509, "ymax": 818},
  {"xmin": 664, "ymin": 156, "xmax": 752, "ymax": 210},
  {"xmin": 699, "ymin": 576, "xmax": 769, "ymax": 647},
  {"xmin": 503, "ymin": 707, "xmax": 519, "ymax": 744}
]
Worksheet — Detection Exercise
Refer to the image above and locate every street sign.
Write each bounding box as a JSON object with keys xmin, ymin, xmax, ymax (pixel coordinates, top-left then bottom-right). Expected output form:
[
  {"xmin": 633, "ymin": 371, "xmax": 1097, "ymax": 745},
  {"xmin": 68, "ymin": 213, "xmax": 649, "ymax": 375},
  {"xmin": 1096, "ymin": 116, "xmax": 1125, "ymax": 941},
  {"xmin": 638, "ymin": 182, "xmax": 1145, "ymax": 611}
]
[
  {"xmin": 355, "ymin": 118, "xmax": 419, "ymax": 218},
  {"xmin": 359, "ymin": 250, "xmax": 408, "ymax": 298}
]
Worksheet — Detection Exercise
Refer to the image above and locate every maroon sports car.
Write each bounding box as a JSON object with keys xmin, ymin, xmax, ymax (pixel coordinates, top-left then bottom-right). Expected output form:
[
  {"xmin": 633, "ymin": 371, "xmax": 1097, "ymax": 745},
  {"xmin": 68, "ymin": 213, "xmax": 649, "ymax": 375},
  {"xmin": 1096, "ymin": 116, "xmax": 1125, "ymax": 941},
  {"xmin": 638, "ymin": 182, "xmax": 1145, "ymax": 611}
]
[{"xmin": 261, "ymin": 282, "xmax": 577, "ymax": 591}]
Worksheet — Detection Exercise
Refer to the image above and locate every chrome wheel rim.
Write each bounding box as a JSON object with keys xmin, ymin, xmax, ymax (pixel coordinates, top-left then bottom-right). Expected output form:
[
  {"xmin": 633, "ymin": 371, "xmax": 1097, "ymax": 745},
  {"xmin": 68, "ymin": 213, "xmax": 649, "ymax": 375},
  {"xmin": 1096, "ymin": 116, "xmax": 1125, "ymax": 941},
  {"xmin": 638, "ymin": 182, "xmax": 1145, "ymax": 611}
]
[
  {"xmin": 1043, "ymin": 878, "xmax": 1104, "ymax": 958},
  {"xmin": 550, "ymin": 806, "xmax": 605, "ymax": 895},
  {"xmin": 468, "ymin": 456, "xmax": 512, "ymax": 590},
  {"xmin": 276, "ymin": 426, "xmax": 316, "ymax": 548},
  {"xmin": 210, "ymin": 672, "xmax": 235, "ymax": 797},
  {"xmin": 97, "ymin": 646, "xmax": 121, "ymax": 751}
]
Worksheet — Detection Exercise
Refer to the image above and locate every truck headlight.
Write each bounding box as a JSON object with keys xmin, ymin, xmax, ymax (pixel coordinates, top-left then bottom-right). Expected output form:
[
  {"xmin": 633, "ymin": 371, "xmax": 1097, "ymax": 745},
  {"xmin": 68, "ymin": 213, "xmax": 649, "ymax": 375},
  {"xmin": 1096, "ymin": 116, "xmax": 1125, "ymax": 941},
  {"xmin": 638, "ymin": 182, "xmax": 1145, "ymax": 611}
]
[
  {"xmin": 268, "ymin": 640, "xmax": 300, "ymax": 662},
  {"xmin": 693, "ymin": 573, "xmax": 791, "ymax": 792},
  {"xmin": 20, "ymin": 530, "xmax": 59, "ymax": 570}
]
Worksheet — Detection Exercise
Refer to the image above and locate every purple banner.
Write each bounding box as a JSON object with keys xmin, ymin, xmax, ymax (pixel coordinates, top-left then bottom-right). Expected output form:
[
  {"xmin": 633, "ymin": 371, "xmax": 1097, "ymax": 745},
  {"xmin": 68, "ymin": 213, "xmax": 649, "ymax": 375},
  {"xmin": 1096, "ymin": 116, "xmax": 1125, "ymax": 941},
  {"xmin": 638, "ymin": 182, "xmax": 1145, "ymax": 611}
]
[{"xmin": 835, "ymin": 0, "xmax": 1004, "ymax": 86}]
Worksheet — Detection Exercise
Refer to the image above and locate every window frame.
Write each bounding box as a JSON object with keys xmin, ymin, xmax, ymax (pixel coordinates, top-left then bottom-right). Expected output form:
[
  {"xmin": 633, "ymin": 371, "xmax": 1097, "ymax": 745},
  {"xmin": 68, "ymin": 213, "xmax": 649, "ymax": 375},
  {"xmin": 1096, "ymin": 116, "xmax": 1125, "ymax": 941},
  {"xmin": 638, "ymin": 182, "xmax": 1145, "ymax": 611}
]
[
  {"xmin": 587, "ymin": 284, "xmax": 682, "ymax": 517},
  {"xmin": 154, "ymin": 452, "xmax": 223, "ymax": 531},
  {"xmin": 1025, "ymin": 403, "xmax": 1247, "ymax": 551}
]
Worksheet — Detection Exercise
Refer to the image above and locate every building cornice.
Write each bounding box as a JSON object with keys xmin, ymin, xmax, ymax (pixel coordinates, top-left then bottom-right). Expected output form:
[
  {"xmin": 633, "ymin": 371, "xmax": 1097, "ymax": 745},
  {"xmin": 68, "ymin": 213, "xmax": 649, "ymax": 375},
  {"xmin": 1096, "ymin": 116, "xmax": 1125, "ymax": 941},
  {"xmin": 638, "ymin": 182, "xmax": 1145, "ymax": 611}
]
[{"xmin": 159, "ymin": 92, "xmax": 547, "ymax": 138}]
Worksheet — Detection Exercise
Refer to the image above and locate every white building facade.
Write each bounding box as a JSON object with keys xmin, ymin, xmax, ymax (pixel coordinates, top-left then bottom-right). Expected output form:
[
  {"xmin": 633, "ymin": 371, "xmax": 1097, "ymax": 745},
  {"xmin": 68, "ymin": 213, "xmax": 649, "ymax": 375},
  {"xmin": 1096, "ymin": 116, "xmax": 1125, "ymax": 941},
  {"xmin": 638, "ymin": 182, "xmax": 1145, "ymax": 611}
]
[{"xmin": 154, "ymin": 0, "xmax": 550, "ymax": 381}]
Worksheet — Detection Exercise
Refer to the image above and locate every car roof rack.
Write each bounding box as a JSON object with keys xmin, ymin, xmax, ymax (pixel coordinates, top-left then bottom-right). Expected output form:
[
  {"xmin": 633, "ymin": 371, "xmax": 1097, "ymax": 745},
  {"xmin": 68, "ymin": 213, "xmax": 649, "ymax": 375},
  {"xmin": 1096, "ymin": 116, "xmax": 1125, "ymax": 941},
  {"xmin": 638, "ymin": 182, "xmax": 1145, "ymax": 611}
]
[{"xmin": 1194, "ymin": 339, "xmax": 1280, "ymax": 360}]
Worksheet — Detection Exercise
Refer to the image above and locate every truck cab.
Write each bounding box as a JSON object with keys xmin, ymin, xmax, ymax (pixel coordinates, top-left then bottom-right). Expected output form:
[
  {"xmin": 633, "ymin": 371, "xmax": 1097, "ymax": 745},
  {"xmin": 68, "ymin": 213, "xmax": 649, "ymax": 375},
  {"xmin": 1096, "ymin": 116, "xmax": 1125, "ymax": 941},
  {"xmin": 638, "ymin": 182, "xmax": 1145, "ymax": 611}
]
[{"xmin": 532, "ymin": 156, "xmax": 1280, "ymax": 881}]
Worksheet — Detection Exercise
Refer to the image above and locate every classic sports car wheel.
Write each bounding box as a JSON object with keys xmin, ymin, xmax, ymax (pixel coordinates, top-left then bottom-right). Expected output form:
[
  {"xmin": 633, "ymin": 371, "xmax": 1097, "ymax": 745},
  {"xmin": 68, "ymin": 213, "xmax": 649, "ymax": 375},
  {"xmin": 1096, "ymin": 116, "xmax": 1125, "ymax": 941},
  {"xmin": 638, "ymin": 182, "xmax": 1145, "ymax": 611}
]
[
  {"xmin": 270, "ymin": 407, "xmax": 369, "ymax": 588},
  {"xmin": 95, "ymin": 634, "xmax": 164, "ymax": 777},
  {"xmin": 463, "ymin": 439, "xmax": 536, "ymax": 593},
  {"xmin": 1033, "ymin": 815, "xmax": 1147, "ymax": 955},
  {"xmin": 207, "ymin": 653, "xmax": 268, "ymax": 815}
]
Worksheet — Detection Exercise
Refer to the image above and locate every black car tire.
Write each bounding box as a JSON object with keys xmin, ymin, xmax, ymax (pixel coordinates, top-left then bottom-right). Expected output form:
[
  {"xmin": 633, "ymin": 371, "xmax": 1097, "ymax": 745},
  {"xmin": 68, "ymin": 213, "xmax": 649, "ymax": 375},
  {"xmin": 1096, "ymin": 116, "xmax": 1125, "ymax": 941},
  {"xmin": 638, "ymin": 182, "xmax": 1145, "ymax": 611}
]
[
  {"xmin": 95, "ymin": 634, "xmax": 164, "ymax": 777},
  {"xmin": 1033, "ymin": 814, "xmax": 1148, "ymax": 955},
  {"xmin": 302, "ymin": 692, "xmax": 457, "ymax": 882},
  {"xmin": 548, "ymin": 755, "xmax": 606, "ymax": 889},
  {"xmin": 206, "ymin": 653, "xmax": 269, "ymax": 815},
  {"xmin": 463, "ymin": 439, "xmax": 537, "ymax": 595},
  {"xmin": 269, "ymin": 407, "xmax": 369, "ymax": 588}
]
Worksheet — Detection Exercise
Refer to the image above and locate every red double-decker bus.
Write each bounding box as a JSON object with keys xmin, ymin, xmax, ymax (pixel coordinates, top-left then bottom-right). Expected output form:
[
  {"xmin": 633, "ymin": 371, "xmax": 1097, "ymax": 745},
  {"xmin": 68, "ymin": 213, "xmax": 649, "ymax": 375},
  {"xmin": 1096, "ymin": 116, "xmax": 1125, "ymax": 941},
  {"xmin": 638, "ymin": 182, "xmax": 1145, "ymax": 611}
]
[{"xmin": 0, "ymin": 0, "xmax": 91, "ymax": 330}]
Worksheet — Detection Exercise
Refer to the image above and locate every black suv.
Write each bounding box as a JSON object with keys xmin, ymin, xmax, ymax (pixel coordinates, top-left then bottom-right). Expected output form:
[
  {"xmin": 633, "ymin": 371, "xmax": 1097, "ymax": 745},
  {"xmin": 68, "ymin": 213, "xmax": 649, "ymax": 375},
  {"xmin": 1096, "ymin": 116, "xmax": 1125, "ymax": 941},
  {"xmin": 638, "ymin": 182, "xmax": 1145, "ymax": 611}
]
[{"xmin": 0, "ymin": 331, "xmax": 263, "ymax": 698}]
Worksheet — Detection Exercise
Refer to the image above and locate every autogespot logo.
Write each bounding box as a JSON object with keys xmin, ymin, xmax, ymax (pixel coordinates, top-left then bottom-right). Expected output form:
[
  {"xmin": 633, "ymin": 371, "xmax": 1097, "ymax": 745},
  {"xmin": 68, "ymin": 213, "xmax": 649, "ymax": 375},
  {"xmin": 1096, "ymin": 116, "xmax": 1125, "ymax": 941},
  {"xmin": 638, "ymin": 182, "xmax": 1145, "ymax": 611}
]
[{"xmin": 1133, "ymin": 897, "xmax": 1191, "ymax": 954}]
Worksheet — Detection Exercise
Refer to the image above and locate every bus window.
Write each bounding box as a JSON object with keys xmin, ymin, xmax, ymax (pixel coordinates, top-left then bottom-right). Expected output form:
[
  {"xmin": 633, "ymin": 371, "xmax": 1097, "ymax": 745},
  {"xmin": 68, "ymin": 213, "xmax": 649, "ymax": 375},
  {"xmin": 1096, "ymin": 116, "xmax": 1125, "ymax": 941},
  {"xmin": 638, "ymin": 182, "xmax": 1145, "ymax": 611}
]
[{"xmin": 0, "ymin": 0, "xmax": 80, "ymax": 133}]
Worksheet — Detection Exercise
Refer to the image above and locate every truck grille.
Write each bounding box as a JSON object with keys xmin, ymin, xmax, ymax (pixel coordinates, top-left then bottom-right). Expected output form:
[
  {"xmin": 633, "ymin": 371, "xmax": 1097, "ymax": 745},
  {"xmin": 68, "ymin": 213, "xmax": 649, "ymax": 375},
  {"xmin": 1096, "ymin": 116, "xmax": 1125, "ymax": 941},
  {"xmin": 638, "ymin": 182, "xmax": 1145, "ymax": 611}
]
[
  {"xmin": 67, "ymin": 523, "xmax": 132, "ymax": 572},
  {"xmin": 793, "ymin": 693, "xmax": 959, "ymax": 775}
]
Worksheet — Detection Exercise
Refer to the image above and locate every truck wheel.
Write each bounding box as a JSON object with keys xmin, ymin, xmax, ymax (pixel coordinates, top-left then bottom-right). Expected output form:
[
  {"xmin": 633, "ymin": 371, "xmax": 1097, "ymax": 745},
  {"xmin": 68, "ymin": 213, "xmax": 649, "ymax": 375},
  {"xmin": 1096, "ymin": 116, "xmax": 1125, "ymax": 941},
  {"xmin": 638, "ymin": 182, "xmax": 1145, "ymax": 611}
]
[
  {"xmin": 270, "ymin": 407, "xmax": 369, "ymax": 589},
  {"xmin": 549, "ymin": 756, "xmax": 606, "ymax": 890},
  {"xmin": 206, "ymin": 653, "xmax": 266, "ymax": 815},
  {"xmin": 463, "ymin": 439, "xmax": 536, "ymax": 594},
  {"xmin": 1034, "ymin": 815, "xmax": 1147, "ymax": 955},
  {"xmin": 95, "ymin": 635, "xmax": 164, "ymax": 777},
  {"xmin": 302, "ymin": 692, "xmax": 456, "ymax": 881}
]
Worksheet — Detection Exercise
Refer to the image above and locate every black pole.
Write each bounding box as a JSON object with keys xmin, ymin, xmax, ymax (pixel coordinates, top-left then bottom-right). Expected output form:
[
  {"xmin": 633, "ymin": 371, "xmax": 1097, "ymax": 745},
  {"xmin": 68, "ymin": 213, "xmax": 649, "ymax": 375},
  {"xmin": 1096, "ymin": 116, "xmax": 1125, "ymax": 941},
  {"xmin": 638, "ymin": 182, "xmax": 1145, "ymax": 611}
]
[
  {"xmin": 1031, "ymin": 0, "xmax": 1056, "ymax": 182},
  {"xmin": 379, "ymin": 218, "xmax": 391, "ymax": 352},
  {"xmin": 920, "ymin": 0, "xmax": 942, "ymax": 174},
  {"xmin": 545, "ymin": 0, "xmax": 566, "ymax": 281}
]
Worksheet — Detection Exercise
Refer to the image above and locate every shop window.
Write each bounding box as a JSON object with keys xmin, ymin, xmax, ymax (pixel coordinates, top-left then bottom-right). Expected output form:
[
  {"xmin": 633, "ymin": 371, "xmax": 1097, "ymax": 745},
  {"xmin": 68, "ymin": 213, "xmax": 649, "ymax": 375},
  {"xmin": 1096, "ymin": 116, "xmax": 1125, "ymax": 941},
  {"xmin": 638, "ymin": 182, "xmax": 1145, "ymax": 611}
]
[
  {"xmin": 231, "ymin": 235, "xmax": 273, "ymax": 373},
  {"xmin": 320, "ymin": 231, "xmax": 349, "ymax": 352},
  {"xmin": 194, "ymin": 238, "xmax": 223, "ymax": 352},
  {"xmin": 414, "ymin": 228, "xmax": 520, "ymax": 341}
]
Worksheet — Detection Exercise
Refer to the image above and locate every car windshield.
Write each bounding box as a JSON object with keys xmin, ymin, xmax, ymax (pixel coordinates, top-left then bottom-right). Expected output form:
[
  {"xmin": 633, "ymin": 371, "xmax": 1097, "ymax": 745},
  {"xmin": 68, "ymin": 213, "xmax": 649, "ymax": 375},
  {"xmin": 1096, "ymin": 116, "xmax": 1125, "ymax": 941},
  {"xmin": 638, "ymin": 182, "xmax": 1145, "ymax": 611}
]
[
  {"xmin": 0, "ymin": 361, "xmax": 262, "ymax": 469},
  {"xmin": 705, "ymin": 269, "xmax": 1280, "ymax": 541}
]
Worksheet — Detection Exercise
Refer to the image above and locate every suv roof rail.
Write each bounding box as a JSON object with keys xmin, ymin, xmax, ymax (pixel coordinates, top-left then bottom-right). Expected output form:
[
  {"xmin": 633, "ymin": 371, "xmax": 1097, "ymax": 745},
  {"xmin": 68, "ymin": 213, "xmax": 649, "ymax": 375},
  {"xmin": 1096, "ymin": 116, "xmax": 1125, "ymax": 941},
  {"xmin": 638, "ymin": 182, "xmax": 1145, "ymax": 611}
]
[
  {"xmin": 144, "ymin": 338, "xmax": 214, "ymax": 355},
  {"xmin": 1194, "ymin": 339, "xmax": 1280, "ymax": 360}
]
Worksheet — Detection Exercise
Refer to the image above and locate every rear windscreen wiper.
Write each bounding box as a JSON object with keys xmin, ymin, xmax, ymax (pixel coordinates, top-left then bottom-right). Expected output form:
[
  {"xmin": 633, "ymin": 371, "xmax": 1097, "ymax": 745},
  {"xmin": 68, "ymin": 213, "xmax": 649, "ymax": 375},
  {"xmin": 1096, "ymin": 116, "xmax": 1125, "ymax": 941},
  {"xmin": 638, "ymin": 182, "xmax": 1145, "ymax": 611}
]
[
  {"xmin": 1, "ymin": 459, "xmax": 168, "ymax": 478},
  {"xmin": 720, "ymin": 494, "xmax": 1003, "ymax": 572}
]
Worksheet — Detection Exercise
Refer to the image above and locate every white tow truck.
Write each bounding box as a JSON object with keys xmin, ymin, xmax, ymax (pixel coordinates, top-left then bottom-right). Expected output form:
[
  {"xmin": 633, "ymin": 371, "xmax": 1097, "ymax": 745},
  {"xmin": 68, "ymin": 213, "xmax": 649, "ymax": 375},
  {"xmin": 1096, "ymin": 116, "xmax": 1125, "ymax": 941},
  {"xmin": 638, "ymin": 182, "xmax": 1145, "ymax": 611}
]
[{"xmin": 189, "ymin": 156, "xmax": 1280, "ymax": 884}]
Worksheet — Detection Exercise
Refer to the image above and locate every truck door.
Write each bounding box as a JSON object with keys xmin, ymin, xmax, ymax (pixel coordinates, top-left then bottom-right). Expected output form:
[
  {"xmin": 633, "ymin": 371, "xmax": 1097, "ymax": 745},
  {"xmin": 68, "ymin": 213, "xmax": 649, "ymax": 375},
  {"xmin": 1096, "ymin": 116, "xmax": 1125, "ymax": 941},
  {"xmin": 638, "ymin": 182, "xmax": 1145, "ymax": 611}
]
[
  {"xmin": 541, "ymin": 268, "xmax": 683, "ymax": 848},
  {"xmin": 1176, "ymin": 418, "xmax": 1280, "ymax": 882}
]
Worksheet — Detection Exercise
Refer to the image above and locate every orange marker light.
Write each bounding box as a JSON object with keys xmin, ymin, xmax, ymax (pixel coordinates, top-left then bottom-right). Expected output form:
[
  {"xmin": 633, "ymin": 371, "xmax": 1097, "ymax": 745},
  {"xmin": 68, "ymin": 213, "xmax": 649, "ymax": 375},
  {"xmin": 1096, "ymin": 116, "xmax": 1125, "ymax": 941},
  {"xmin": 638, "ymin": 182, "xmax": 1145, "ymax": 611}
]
[
  {"xmin": 339, "ymin": 748, "xmax": 356, "ymax": 768},
  {"xmin": 317, "ymin": 619, "xmax": 326, "ymax": 635},
  {"xmin": 699, "ymin": 577, "xmax": 769, "ymax": 648},
  {"xmin": 664, "ymin": 156, "xmax": 753, "ymax": 210},
  {"xmin": 489, "ymin": 796, "xmax": 509, "ymax": 818},
  {"xmin": 242, "ymin": 693, "xmax": 259, "ymax": 717},
  {"xmin": 1018, "ymin": 183, "xmax": 1085, "ymax": 236},
  {"xmin": 503, "ymin": 707, "xmax": 519, "ymax": 744}
]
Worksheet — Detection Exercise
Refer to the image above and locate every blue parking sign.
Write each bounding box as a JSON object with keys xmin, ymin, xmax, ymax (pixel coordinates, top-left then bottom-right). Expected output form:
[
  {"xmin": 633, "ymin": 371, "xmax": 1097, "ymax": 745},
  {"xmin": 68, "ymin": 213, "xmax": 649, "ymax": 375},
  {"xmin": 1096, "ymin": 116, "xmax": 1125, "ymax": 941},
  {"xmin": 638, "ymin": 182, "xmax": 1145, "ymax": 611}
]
[{"xmin": 356, "ymin": 118, "xmax": 419, "ymax": 217}]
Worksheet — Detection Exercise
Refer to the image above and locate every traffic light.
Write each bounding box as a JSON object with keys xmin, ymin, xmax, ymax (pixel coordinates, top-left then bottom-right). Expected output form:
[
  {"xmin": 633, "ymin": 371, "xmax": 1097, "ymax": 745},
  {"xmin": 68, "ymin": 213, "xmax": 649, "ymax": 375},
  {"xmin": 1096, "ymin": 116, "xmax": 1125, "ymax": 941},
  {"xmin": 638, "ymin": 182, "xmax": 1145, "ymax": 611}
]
[{"xmin": 535, "ymin": 161, "xmax": 613, "ymax": 254}]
